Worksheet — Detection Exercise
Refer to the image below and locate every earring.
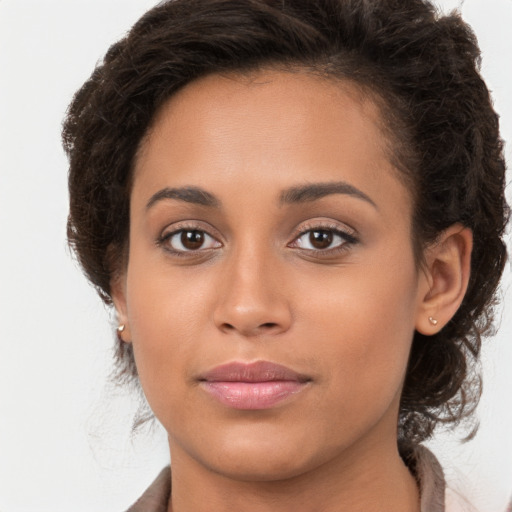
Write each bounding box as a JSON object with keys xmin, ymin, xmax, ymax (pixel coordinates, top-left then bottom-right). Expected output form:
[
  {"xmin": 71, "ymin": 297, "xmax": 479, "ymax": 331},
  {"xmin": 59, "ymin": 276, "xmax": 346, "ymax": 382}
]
[
  {"xmin": 117, "ymin": 324, "xmax": 126, "ymax": 333},
  {"xmin": 428, "ymin": 317, "xmax": 438, "ymax": 326}
]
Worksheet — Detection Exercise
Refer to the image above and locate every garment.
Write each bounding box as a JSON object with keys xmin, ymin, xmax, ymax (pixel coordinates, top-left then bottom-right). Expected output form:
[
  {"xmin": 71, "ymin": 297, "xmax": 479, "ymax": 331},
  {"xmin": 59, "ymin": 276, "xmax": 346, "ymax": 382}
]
[
  {"xmin": 126, "ymin": 467, "xmax": 171, "ymax": 512},
  {"xmin": 125, "ymin": 444, "xmax": 468, "ymax": 512}
]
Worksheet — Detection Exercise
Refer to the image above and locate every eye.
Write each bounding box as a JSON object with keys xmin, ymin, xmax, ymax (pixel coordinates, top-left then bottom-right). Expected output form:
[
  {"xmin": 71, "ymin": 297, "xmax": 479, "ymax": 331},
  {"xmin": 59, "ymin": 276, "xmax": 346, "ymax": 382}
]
[
  {"xmin": 162, "ymin": 229, "xmax": 222, "ymax": 253},
  {"xmin": 290, "ymin": 226, "xmax": 357, "ymax": 252}
]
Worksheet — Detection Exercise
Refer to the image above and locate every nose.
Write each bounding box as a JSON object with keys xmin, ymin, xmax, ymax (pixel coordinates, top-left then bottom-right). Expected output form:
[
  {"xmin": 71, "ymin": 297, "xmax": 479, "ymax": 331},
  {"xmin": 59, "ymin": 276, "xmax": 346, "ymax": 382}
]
[{"xmin": 213, "ymin": 248, "xmax": 293, "ymax": 338}]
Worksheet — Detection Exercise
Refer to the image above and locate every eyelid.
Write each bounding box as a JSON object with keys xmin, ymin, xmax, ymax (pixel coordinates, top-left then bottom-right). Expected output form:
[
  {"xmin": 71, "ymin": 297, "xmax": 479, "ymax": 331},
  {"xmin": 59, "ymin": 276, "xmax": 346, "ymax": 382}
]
[
  {"xmin": 288, "ymin": 220, "xmax": 359, "ymax": 254},
  {"xmin": 168, "ymin": 230, "xmax": 221, "ymax": 251},
  {"xmin": 159, "ymin": 220, "xmax": 222, "ymax": 240},
  {"xmin": 290, "ymin": 219, "xmax": 358, "ymax": 242},
  {"xmin": 157, "ymin": 220, "xmax": 223, "ymax": 255}
]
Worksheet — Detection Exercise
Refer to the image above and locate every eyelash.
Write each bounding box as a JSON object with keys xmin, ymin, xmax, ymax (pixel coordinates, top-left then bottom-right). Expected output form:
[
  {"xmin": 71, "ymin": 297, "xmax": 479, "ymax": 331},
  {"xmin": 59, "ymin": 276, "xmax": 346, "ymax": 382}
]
[
  {"xmin": 288, "ymin": 222, "xmax": 358, "ymax": 257},
  {"xmin": 156, "ymin": 223, "xmax": 222, "ymax": 258},
  {"xmin": 156, "ymin": 222, "xmax": 358, "ymax": 258}
]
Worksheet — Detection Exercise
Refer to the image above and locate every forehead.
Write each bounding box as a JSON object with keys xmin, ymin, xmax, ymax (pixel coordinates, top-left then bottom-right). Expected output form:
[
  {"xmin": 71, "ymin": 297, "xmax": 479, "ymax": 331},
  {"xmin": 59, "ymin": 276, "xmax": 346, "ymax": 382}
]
[
  {"xmin": 137, "ymin": 69, "xmax": 391, "ymax": 163},
  {"xmin": 151, "ymin": 68, "xmax": 379, "ymax": 122},
  {"xmin": 133, "ymin": 69, "xmax": 411, "ymax": 215}
]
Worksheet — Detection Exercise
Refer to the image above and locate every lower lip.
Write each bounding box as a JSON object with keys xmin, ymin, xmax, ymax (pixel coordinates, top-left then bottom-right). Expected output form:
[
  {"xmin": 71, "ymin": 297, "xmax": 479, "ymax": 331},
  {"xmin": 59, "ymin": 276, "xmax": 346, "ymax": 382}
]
[{"xmin": 200, "ymin": 381, "xmax": 307, "ymax": 409}]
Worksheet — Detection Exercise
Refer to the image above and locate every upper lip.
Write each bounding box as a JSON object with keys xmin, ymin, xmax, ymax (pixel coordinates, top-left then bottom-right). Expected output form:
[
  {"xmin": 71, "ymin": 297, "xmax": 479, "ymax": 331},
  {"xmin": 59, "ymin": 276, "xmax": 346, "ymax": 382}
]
[{"xmin": 199, "ymin": 361, "xmax": 311, "ymax": 383}]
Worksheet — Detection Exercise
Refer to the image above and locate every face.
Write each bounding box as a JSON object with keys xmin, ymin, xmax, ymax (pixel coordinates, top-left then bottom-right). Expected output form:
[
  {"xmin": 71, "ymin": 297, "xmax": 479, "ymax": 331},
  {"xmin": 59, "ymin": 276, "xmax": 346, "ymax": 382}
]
[{"xmin": 115, "ymin": 70, "xmax": 430, "ymax": 481}]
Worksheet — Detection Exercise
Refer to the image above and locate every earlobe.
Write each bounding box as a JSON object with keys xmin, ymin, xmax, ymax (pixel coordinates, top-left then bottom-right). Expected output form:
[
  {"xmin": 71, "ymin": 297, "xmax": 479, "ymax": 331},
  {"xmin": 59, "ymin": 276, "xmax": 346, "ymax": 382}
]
[
  {"xmin": 415, "ymin": 224, "xmax": 473, "ymax": 335},
  {"xmin": 111, "ymin": 275, "xmax": 132, "ymax": 343}
]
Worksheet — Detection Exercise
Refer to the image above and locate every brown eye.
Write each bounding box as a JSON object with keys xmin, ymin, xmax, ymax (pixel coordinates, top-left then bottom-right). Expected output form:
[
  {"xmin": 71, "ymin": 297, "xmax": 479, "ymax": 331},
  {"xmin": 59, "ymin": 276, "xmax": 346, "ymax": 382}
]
[
  {"xmin": 291, "ymin": 227, "xmax": 355, "ymax": 253},
  {"xmin": 181, "ymin": 230, "xmax": 205, "ymax": 250},
  {"xmin": 309, "ymin": 230, "xmax": 333, "ymax": 249},
  {"xmin": 164, "ymin": 229, "xmax": 221, "ymax": 253}
]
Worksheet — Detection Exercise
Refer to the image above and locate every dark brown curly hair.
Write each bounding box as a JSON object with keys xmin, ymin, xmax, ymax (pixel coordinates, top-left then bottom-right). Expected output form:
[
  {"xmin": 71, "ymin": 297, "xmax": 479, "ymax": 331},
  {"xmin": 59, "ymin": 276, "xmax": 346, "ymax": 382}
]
[{"xmin": 63, "ymin": 0, "xmax": 509, "ymax": 444}]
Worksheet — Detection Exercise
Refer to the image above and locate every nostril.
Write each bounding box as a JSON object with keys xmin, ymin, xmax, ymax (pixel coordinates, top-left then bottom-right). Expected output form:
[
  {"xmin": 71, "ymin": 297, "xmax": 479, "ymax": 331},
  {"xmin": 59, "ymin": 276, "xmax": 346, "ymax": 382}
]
[{"xmin": 220, "ymin": 321, "xmax": 279, "ymax": 335}]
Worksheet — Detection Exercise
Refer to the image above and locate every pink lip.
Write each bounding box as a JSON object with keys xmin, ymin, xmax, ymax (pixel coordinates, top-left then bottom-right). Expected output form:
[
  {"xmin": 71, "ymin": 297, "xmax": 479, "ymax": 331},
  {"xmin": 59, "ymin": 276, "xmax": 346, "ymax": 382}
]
[{"xmin": 198, "ymin": 361, "xmax": 311, "ymax": 410}]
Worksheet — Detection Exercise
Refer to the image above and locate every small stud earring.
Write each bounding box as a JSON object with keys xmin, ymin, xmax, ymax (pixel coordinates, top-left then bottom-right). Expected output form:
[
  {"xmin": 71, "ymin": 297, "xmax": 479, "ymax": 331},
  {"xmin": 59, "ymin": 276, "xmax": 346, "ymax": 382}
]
[
  {"xmin": 117, "ymin": 324, "xmax": 126, "ymax": 333},
  {"xmin": 428, "ymin": 317, "xmax": 438, "ymax": 326}
]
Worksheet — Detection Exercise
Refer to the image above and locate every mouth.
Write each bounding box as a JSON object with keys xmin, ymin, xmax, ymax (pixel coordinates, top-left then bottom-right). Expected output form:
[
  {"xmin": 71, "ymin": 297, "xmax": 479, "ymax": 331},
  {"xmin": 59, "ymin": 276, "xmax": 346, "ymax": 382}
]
[{"xmin": 198, "ymin": 360, "xmax": 311, "ymax": 410}]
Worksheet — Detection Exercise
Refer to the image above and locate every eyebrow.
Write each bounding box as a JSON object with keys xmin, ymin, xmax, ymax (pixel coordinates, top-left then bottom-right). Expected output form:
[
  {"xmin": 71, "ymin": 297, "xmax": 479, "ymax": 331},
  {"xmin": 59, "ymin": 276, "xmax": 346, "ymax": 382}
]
[
  {"xmin": 146, "ymin": 186, "xmax": 220, "ymax": 209},
  {"xmin": 145, "ymin": 181, "xmax": 377, "ymax": 211},
  {"xmin": 279, "ymin": 181, "xmax": 377, "ymax": 209}
]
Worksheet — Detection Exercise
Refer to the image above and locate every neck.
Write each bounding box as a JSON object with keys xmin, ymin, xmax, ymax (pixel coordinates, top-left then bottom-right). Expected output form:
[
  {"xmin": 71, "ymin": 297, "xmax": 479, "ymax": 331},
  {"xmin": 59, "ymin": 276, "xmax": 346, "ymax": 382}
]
[{"xmin": 167, "ymin": 435, "xmax": 420, "ymax": 512}]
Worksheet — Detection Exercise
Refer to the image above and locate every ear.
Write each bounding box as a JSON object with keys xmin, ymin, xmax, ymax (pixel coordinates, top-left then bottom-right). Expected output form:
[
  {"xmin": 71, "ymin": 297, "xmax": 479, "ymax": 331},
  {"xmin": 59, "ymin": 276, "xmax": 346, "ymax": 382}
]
[
  {"xmin": 111, "ymin": 273, "xmax": 132, "ymax": 343},
  {"xmin": 415, "ymin": 224, "xmax": 473, "ymax": 335}
]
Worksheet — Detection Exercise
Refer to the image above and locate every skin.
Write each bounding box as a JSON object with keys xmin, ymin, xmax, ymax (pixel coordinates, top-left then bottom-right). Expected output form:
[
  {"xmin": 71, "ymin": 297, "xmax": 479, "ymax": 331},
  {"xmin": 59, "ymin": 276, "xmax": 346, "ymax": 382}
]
[{"xmin": 113, "ymin": 70, "xmax": 472, "ymax": 512}]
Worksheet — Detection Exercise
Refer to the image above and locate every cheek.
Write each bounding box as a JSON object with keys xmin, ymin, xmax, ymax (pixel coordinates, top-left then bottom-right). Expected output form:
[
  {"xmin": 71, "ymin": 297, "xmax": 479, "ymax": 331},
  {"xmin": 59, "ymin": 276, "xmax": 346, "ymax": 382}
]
[
  {"xmin": 297, "ymin": 255, "xmax": 419, "ymax": 407},
  {"xmin": 124, "ymin": 259, "xmax": 213, "ymax": 412}
]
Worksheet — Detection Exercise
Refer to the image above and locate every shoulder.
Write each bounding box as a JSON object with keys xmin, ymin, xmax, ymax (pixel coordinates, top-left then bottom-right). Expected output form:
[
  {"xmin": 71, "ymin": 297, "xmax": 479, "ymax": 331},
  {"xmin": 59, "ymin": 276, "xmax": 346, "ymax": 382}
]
[
  {"xmin": 410, "ymin": 444, "xmax": 446, "ymax": 511},
  {"xmin": 407, "ymin": 444, "xmax": 479, "ymax": 512},
  {"xmin": 125, "ymin": 467, "xmax": 171, "ymax": 512}
]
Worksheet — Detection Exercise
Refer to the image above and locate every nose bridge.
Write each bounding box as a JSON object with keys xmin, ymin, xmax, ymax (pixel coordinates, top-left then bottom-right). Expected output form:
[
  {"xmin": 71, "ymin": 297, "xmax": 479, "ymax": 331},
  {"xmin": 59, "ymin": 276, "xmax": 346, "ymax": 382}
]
[{"xmin": 213, "ymin": 238, "xmax": 292, "ymax": 336}]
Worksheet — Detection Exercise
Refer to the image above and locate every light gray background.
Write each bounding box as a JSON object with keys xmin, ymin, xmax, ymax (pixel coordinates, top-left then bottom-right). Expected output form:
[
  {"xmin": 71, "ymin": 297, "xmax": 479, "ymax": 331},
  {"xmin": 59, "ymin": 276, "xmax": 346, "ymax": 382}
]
[{"xmin": 0, "ymin": 1, "xmax": 511, "ymax": 511}]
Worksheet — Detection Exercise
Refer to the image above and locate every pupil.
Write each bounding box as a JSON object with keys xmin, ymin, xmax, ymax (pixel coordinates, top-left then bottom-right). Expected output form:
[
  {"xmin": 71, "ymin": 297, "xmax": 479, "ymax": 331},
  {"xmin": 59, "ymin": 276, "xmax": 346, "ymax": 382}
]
[
  {"xmin": 310, "ymin": 230, "xmax": 333, "ymax": 249},
  {"xmin": 181, "ymin": 230, "xmax": 204, "ymax": 250}
]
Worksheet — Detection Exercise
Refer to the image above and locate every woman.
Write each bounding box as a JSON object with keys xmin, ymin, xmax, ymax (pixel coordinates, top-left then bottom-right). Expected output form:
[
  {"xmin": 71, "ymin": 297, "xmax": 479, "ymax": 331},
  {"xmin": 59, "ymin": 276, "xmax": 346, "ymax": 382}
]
[{"xmin": 63, "ymin": 0, "xmax": 509, "ymax": 510}]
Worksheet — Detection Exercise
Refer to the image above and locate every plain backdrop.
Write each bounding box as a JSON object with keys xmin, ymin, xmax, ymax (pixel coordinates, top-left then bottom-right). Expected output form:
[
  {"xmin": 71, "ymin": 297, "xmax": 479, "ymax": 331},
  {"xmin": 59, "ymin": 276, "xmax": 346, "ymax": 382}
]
[{"xmin": 0, "ymin": 1, "xmax": 511, "ymax": 511}]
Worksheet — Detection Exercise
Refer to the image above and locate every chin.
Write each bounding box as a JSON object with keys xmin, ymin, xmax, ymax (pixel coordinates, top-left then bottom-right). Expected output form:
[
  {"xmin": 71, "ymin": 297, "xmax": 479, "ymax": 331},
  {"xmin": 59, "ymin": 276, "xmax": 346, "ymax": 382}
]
[
  {"xmin": 191, "ymin": 428, "xmax": 332, "ymax": 483},
  {"xmin": 207, "ymin": 453, "xmax": 316, "ymax": 483}
]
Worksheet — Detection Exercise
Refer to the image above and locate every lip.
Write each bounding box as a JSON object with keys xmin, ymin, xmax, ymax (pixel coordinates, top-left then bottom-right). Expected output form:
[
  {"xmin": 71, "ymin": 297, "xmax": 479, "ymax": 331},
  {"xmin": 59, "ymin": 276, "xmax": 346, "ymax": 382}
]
[{"xmin": 198, "ymin": 361, "xmax": 311, "ymax": 410}]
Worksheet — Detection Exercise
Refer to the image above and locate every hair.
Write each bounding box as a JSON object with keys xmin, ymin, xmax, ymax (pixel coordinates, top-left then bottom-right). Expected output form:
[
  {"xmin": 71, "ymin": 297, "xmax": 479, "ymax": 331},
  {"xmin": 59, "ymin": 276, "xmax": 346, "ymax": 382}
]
[{"xmin": 63, "ymin": 0, "xmax": 508, "ymax": 444}]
